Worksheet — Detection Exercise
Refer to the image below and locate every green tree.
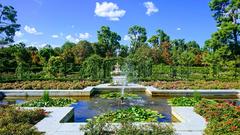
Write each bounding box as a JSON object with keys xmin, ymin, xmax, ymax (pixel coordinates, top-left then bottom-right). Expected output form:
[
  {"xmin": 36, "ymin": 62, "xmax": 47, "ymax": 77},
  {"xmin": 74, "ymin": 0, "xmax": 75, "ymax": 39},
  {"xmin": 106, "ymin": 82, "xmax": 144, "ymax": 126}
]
[
  {"xmin": 39, "ymin": 45, "xmax": 54, "ymax": 63},
  {"xmin": 128, "ymin": 25, "xmax": 147, "ymax": 52},
  {"xmin": 82, "ymin": 54, "xmax": 103, "ymax": 80},
  {"xmin": 208, "ymin": 0, "xmax": 240, "ymax": 77},
  {"xmin": 46, "ymin": 56, "xmax": 64, "ymax": 77},
  {"xmin": 97, "ymin": 26, "xmax": 121, "ymax": 57},
  {"xmin": 148, "ymin": 29, "xmax": 170, "ymax": 48},
  {"xmin": 0, "ymin": 4, "xmax": 20, "ymax": 45},
  {"xmin": 72, "ymin": 40, "xmax": 94, "ymax": 65}
]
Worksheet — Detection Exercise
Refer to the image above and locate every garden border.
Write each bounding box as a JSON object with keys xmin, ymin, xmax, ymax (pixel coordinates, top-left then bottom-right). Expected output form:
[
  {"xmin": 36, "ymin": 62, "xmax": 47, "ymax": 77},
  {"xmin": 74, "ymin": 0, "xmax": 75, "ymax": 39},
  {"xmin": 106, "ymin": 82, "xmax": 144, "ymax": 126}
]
[{"xmin": 27, "ymin": 107, "xmax": 206, "ymax": 135}]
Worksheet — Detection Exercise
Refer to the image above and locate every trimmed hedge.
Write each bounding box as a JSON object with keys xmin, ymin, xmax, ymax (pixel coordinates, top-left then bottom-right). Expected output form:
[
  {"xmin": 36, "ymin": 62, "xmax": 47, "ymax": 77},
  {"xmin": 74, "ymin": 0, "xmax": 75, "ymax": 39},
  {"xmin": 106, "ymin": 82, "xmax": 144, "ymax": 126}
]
[
  {"xmin": 0, "ymin": 80, "xmax": 100, "ymax": 90},
  {"xmin": 142, "ymin": 80, "xmax": 240, "ymax": 89}
]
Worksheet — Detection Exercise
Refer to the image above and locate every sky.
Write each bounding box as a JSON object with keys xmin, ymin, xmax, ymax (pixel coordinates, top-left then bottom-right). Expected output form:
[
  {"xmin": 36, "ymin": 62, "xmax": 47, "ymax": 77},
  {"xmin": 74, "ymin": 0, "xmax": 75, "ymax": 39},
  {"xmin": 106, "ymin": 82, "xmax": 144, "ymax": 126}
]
[{"xmin": 1, "ymin": 0, "xmax": 217, "ymax": 48}]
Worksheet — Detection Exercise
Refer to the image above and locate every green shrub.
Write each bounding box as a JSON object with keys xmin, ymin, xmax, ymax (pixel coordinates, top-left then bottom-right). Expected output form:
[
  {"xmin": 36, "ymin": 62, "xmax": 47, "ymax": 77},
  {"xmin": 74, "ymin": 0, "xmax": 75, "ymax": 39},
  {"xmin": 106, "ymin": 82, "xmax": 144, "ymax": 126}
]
[
  {"xmin": 0, "ymin": 106, "xmax": 46, "ymax": 135},
  {"xmin": 0, "ymin": 123, "xmax": 42, "ymax": 135},
  {"xmin": 81, "ymin": 118, "xmax": 175, "ymax": 135},
  {"xmin": 42, "ymin": 90, "xmax": 49, "ymax": 102}
]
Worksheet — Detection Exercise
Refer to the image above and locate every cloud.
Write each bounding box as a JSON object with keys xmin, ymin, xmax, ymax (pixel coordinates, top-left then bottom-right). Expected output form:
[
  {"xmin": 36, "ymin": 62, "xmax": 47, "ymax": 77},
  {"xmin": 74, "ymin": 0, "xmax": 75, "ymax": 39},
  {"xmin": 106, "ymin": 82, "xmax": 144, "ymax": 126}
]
[
  {"xmin": 24, "ymin": 25, "xmax": 43, "ymax": 35},
  {"xmin": 123, "ymin": 35, "xmax": 130, "ymax": 41},
  {"xmin": 177, "ymin": 28, "xmax": 181, "ymax": 31},
  {"xmin": 51, "ymin": 34, "xmax": 59, "ymax": 38},
  {"xmin": 15, "ymin": 31, "xmax": 24, "ymax": 38},
  {"xmin": 79, "ymin": 33, "xmax": 91, "ymax": 39},
  {"xmin": 95, "ymin": 2, "xmax": 126, "ymax": 21},
  {"xmin": 66, "ymin": 35, "xmax": 79, "ymax": 43},
  {"xmin": 144, "ymin": 1, "xmax": 159, "ymax": 16},
  {"xmin": 66, "ymin": 33, "xmax": 91, "ymax": 43}
]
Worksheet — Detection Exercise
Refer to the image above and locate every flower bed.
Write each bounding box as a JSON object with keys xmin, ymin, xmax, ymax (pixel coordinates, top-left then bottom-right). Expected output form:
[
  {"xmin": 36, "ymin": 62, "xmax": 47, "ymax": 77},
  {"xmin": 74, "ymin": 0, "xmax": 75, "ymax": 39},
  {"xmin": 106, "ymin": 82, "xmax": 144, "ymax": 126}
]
[
  {"xmin": 142, "ymin": 80, "xmax": 240, "ymax": 89},
  {"xmin": 0, "ymin": 105, "xmax": 46, "ymax": 135},
  {"xmin": 0, "ymin": 80, "xmax": 100, "ymax": 90},
  {"xmin": 194, "ymin": 99, "xmax": 240, "ymax": 135}
]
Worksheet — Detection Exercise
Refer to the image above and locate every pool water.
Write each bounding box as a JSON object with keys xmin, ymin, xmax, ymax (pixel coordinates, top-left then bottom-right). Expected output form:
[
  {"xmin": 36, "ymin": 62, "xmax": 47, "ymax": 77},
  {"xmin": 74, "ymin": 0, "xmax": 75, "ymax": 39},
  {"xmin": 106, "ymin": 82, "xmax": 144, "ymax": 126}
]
[{"xmin": 69, "ymin": 93, "xmax": 175, "ymax": 123}]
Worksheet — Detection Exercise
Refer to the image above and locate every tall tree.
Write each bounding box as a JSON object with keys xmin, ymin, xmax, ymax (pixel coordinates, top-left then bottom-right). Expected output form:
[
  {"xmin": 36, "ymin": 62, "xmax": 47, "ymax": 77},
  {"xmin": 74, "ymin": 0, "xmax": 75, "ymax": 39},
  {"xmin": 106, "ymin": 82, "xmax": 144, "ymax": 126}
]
[
  {"xmin": 128, "ymin": 25, "xmax": 147, "ymax": 52},
  {"xmin": 148, "ymin": 29, "xmax": 170, "ymax": 48},
  {"xmin": 208, "ymin": 0, "xmax": 240, "ymax": 77},
  {"xmin": 97, "ymin": 26, "xmax": 121, "ymax": 57},
  {"xmin": 0, "ymin": 4, "xmax": 20, "ymax": 46},
  {"xmin": 209, "ymin": 0, "xmax": 240, "ymax": 54}
]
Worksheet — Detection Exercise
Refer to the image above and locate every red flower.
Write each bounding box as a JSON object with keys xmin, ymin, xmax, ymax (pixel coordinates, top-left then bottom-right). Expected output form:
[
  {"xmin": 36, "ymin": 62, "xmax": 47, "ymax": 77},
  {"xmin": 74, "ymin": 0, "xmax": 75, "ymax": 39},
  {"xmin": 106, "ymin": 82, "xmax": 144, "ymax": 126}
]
[{"xmin": 230, "ymin": 126, "xmax": 238, "ymax": 131}]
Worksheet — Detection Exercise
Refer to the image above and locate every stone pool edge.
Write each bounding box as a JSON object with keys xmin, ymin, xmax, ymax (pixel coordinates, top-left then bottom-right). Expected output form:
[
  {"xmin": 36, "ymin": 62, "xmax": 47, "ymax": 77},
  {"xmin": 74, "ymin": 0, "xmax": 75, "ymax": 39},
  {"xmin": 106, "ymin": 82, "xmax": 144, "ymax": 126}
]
[
  {"xmin": 26, "ymin": 107, "xmax": 206, "ymax": 135},
  {"xmin": 1, "ymin": 83, "xmax": 240, "ymax": 98}
]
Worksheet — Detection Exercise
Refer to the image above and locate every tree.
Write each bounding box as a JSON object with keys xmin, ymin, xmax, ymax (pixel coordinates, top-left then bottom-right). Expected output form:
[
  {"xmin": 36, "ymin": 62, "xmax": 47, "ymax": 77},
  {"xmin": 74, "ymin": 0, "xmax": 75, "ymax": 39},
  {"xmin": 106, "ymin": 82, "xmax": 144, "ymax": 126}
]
[
  {"xmin": 72, "ymin": 40, "xmax": 94, "ymax": 65},
  {"xmin": 0, "ymin": 4, "xmax": 20, "ymax": 45},
  {"xmin": 46, "ymin": 56, "xmax": 64, "ymax": 77},
  {"xmin": 62, "ymin": 42, "xmax": 75, "ymax": 51},
  {"xmin": 203, "ymin": 45, "xmax": 231, "ymax": 78},
  {"xmin": 39, "ymin": 45, "xmax": 54, "ymax": 63},
  {"xmin": 97, "ymin": 26, "xmax": 121, "ymax": 57},
  {"xmin": 128, "ymin": 25, "xmax": 147, "ymax": 52},
  {"xmin": 82, "ymin": 54, "xmax": 103, "ymax": 80},
  {"xmin": 118, "ymin": 45, "xmax": 129, "ymax": 57},
  {"xmin": 148, "ymin": 29, "xmax": 170, "ymax": 48},
  {"xmin": 208, "ymin": 0, "xmax": 240, "ymax": 77},
  {"xmin": 161, "ymin": 42, "xmax": 172, "ymax": 65}
]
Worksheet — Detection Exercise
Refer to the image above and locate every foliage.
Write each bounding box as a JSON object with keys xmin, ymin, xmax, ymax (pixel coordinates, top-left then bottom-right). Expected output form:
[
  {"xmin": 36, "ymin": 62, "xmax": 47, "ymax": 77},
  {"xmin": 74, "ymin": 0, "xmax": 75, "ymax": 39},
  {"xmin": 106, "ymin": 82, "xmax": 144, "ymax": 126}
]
[
  {"xmin": 194, "ymin": 99, "xmax": 240, "ymax": 135},
  {"xmin": 100, "ymin": 92, "xmax": 140, "ymax": 99},
  {"xmin": 91, "ymin": 106, "xmax": 165, "ymax": 123},
  {"xmin": 82, "ymin": 54, "xmax": 103, "ymax": 80},
  {"xmin": 97, "ymin": 26, "xmax": 121, "ymax": 57},
  {"xmin": 46, "ymin": 56, "xmax": 65, "ymax": 77},
  {"xmin": 21, "ymin": 97, "xmax": 75, "ymax": 107},
  {"xmin": 169, "ymin": 92, "xmax": 202, "ymax": 106},
  {"xmin": 128, "ymin": 25, "xmax": 147, "ymax": 53},
  {"xmin": 42, "ymin": 90, "xmax": 49, "ymax": 102},
  {"xmin": 0, "ymin": 105, "xmax": 46, "ymax": 135},
  {"xmin": 0, "ymin": 3, "xmax": 21, "ymax": 45},
  {"xmin": 81, "ymin": 119, "xmax": 175, "ymax": 135},
  {"xmin": 142, "ymin": 80, "xmax": 240, "ymax": 89},
  {"xmin": 0, "ymin": 80, "xmax": 100, "ymax": 89}
]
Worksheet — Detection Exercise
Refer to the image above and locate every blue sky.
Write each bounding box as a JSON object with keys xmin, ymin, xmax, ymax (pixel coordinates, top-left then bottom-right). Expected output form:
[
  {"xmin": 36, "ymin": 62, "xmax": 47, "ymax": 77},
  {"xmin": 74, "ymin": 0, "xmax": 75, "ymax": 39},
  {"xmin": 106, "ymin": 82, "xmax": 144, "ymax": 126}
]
[{"xmin": 2, "ymin": 0, "xmax": 217, "ymax": 48}]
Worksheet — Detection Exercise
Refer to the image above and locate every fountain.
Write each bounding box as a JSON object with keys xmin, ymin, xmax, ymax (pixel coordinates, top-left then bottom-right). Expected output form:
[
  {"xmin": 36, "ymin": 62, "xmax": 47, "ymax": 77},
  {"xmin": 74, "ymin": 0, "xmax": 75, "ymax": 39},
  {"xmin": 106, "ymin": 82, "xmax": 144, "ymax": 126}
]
[{"xmin": 111, "ymin": 62, "xmax": 127, "ymax": 86}]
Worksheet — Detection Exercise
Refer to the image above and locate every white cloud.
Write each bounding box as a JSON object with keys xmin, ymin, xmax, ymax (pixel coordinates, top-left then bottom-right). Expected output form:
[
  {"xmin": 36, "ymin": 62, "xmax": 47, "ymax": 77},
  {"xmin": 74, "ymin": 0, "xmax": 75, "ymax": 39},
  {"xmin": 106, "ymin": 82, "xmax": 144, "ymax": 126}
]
[
  {"xmin": 144, "ymin": 1, "xmax": 159, "ymax": 16},
  {"xmin": 79, "ymin": 33, "xmax": 91, "ymax": 39},
  {"xmin": 15, "ymin": 31, "xmax": 24, "ymax": 38},
  {"xmin": 123, "ymin": 35, "xmax": 130, "ymax": 41},
  {"xmin": 51, "ymin": 34, "xmax": 59, "ymax": 38},
  {"xmin": 95, "ymin": 2, "xmax": 126, "ymax": 21},
  {"xmin": 24, "ymin": 25, "xmax": 43, "ymax": 35},
  {"xmin": 66, "ymin": 35, "xmax": 79, "ymax": 43},
  {"xmin": 65, "ymin": 33, "xmax": 91, "ymax": 43},
  {"xmin": 177, "ymin": 28, "xmax": 181, "ymax": 31}
]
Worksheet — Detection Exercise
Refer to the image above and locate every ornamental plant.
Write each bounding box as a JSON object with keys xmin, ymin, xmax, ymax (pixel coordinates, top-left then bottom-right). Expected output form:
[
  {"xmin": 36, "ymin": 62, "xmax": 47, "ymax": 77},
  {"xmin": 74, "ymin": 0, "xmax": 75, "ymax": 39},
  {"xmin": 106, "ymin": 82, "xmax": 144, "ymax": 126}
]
[
  {"xmin": 90, "ymin": 106, "xmax": 165, "ymax": 123},
  {"xmin": 194, "ymin": 99, "xmax": 240, "ymax": 135},
  {"xmin": 0, "ymin": 105, "xmax": 46, "ymax": 135}
]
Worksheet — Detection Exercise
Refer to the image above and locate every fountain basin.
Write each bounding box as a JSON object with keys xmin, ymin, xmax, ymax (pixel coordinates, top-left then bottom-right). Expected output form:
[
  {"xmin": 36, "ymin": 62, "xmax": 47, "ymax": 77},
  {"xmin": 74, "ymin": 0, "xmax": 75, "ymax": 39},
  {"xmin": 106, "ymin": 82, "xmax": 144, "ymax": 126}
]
[{"xmin": 112, "ymin": 75, "xmax": 127, "ymax": 86}]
